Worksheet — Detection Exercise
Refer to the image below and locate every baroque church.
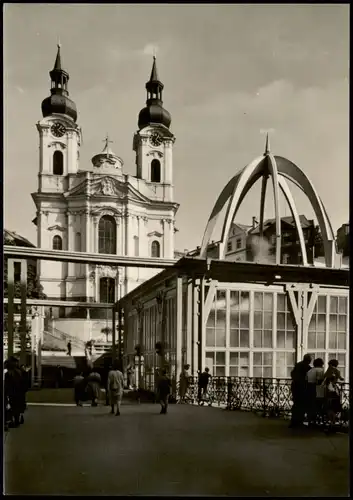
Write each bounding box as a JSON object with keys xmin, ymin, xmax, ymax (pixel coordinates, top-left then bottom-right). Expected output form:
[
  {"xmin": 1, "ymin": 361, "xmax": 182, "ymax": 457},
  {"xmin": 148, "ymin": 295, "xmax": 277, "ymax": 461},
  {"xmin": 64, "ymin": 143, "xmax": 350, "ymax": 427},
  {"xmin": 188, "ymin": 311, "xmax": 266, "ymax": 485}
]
[{"xmin": 31, "ymin": 45, "xmax": 179, "ymax": 328}]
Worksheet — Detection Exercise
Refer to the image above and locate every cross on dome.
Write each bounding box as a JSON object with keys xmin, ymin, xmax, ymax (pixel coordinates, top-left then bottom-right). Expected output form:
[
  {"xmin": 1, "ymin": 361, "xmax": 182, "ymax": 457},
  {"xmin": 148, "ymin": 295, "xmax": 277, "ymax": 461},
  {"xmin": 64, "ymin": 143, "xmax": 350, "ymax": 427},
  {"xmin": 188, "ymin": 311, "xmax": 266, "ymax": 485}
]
[{"xmin": 102, "ymin": 134, "xmax": 114, "ymax": 157}]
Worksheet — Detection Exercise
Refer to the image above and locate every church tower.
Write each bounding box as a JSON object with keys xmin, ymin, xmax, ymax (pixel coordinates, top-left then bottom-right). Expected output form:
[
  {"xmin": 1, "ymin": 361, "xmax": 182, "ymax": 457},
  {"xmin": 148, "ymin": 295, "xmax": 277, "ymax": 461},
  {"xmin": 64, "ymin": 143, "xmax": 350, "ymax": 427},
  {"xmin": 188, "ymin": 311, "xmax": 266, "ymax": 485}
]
[
  {"xmin": 133, "ymin": 57, "xmax": 175, "ymax": 203},
  {"xmin": 32, "ymin": 45, "xmax": 81, "ymax": 301}
]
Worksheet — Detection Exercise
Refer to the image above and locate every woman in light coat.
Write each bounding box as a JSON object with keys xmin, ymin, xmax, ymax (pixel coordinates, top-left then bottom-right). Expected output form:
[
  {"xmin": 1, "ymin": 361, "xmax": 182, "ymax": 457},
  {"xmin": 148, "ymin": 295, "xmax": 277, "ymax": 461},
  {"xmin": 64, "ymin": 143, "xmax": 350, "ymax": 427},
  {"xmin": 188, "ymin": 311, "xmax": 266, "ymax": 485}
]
[{"xmin": 108, "ymin": 360, "xmax": 124, "ymax": 416}]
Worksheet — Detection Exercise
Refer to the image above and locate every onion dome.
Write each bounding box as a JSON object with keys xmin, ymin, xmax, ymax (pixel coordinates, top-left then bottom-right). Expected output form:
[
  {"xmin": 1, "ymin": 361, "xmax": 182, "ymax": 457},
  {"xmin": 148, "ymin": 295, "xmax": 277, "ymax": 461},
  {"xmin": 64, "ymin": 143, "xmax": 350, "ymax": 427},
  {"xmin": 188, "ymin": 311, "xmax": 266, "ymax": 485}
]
[
  {"xmin": 138, "ymin": 57, "xmax": 171, "ymax": 130},
  {"xmin": 91, "ymin": 135, "xmax": 124, "ymax": 170},
  {"xmin": 41, "ymin": 44, "xmax": 77, "ymax": 122}
]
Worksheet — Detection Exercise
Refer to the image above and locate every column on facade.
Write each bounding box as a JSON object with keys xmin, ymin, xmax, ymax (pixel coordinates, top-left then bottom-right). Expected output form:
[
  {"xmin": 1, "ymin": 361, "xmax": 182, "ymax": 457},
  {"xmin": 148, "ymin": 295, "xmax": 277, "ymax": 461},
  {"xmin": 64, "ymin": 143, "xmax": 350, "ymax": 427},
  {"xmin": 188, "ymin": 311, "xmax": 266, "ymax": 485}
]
[
  {"xmin": 168, "ymin": 219, "xmax": 174, "ymax": 259},
  {"xmin": 67, "ymin": 211, "xmax": 75, "ymax": 278},
  {"xmin": 124, "ymin": 212, "xmax": 130, "ymax": 292},
  {"xmin": 164, "ymin": 140, "xmax": 173, "ymax": 185},
  {"xmin": 85, "ymin": 208, "xmax": 91, "ymax": 301},
  {"xmin": 176, "ymin": 276, "xmax": 183, "ymax": 383}
]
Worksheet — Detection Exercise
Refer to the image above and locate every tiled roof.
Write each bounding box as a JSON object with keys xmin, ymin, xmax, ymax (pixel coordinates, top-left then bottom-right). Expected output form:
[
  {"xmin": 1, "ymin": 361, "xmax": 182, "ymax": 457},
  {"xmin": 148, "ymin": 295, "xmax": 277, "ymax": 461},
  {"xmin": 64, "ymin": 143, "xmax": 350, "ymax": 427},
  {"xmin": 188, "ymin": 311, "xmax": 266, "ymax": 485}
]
[
  {"xmin": 249, "ymin": 215, "xmax": 312, "ymax": 234},
  {"xmin": 4, "ymin": 229, "xmax": 36, "ymax": 248}
]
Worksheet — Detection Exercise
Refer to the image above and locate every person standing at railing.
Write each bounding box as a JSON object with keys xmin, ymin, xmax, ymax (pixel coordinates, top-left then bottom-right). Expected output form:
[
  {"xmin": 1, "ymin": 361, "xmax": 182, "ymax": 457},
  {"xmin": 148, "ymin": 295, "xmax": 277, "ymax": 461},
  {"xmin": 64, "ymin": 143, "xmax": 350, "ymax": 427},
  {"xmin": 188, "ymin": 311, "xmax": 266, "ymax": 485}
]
[
  {"xmin": 306, "ymin": 358, "xmax": 325, "ymax": 427},
  {"xmin": 179, "ymin": 364, "xmax": 191, "ymax": 404},
  {"xmin": 198, "ymin": 368, "xmax": 212, "ymax": 406},
  {"xmin": 289, "ymin": 354, "xmax": 312, "ymax": 429},
  {"xmin": 322, "ymin": 359, "xmax": 344, "ymax": 434},
  {"xmin": 67, "ymin": 341, "xmax": 72, "ymax": 357}
]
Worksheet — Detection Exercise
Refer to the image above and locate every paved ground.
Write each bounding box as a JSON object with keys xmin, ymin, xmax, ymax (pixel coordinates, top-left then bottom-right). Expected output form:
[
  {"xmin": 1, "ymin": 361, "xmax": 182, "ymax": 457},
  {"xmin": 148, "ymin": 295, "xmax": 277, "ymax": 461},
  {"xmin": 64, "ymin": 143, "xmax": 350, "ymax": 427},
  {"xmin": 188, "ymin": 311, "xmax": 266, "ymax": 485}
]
[{"xmin": 5, "ymin": 402, "xmax": 349, "ymax": 496}]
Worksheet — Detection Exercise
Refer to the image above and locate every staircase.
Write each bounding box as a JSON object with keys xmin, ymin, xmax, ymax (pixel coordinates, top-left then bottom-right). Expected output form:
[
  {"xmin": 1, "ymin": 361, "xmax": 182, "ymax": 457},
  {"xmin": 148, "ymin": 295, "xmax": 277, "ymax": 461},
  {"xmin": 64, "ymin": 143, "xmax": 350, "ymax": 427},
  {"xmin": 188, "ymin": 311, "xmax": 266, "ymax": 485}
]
[{"xmin": 44, "ymin": 326, "xmax": 86, "ymax": 352}]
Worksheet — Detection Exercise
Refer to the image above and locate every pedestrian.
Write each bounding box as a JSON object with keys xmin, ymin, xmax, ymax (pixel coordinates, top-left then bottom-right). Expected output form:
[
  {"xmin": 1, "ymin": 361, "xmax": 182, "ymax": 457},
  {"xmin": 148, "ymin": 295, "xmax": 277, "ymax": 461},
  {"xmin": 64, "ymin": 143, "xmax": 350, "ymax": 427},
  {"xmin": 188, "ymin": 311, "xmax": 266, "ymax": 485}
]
[
  {"xmin": 179, "ymin": 364, "xmax": 191, "ymax": 404},
  {"xmin": 87, "ymin": 369, "xmax": 101, "ymax": 407},
  {"xmin": 107, "ymin": 360, "xmax": 124, "ymax": 416},
  {"xmin": 73, "ymin": 371, "xmax": 85, "ymax": 406},
  {"xmin": 306, "ymin": 358, "xmax": 325, "ymax": 426},
  {"xmin": 154, "ymin": 368, "xmax": 160, "ymax": 403},
  {"xmin": 157, "ymin": 368, "xmax": 171, "ymax": 414},
  {"xmin": 322, "ymin": 359, "xmax": 344, "ymax": 434},
  {"xmin": 127, "ymin": 364, "xmax": 134, "ymax": 390},
  {"xmin": 4, "ymin": 357, "xmax": 24, "ymax": 428},
  {"xmin": 289, "ymin": 354, "xmax": 312, "ymax": 428},
  {"xmin": 198, "ymin": 367, "xmax": 212, "ymax": 406},
  {"xmin": 67, "ymin": 341, "xmax": 72, "ymax": 356}
]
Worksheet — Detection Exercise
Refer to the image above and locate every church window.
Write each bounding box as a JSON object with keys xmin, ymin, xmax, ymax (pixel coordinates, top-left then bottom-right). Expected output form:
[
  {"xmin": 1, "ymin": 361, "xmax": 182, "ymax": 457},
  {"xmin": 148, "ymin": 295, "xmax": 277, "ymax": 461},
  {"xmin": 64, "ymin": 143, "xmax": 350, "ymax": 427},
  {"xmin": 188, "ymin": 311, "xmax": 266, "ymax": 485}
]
[
  {"xmin": 151, "ymin": 159, "xmax": 161, "ymax": 183},
  {"xmin": 53, "ymin": 151, "xmax": 64, "ymax": 175},
  {"xmin": 53, "ymin": 235, "xmax": 63, "ymax": 250},
  {"xmin": 98, "ymin": 215, "xmax": 116, "ymax": 254},
  {"xmin": 75, "ymin": 232, "xmax": 81, "ymax": 252},
  {"xmin": 100, "ymin": 277, "xmax": 115, "ymax": 303},
  {"xmin": 151, "ymin": 240, "xmax": 160, "ymax": 258}
]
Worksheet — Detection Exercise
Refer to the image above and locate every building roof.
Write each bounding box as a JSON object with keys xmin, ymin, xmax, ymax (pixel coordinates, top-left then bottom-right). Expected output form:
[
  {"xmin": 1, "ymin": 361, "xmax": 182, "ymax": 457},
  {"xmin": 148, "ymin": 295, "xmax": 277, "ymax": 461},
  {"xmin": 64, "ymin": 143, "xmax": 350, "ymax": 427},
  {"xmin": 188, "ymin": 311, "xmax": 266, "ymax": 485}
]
[
  {"xmin": 4, "ymin": 229, "xmax": 35, "ymax": 248},
  {"xmin": 231, "ymin": 223, "xmax": 252, "ymax": 232},
  {"xmin": 249, "ymin": 215, "xmax": 313, "ymax": 235},
  {"xmin": 117, "ymin": 256, "xmax": 349, "ymax": 306}
]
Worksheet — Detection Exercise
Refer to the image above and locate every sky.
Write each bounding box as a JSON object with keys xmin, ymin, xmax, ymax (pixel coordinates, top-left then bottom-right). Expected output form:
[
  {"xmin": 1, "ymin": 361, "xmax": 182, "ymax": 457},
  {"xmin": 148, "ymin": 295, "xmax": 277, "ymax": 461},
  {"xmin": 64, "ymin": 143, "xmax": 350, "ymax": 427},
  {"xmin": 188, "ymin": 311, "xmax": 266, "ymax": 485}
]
[{"xmin": 4, "ymin": 4, "xmax": 349, "ymax": 252}]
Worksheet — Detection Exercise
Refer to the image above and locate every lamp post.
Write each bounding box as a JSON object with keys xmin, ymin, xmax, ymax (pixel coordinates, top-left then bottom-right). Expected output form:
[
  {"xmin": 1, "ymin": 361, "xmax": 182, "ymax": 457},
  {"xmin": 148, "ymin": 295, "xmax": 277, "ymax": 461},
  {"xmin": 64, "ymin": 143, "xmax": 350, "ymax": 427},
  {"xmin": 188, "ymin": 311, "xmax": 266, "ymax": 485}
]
[
  {"xmin": 156, "ymin": 290, "xmax": 166, "ymax": 371},
  {"xmin": 135, "ymin": 302, "xmax": 144, "ymax": 391}
]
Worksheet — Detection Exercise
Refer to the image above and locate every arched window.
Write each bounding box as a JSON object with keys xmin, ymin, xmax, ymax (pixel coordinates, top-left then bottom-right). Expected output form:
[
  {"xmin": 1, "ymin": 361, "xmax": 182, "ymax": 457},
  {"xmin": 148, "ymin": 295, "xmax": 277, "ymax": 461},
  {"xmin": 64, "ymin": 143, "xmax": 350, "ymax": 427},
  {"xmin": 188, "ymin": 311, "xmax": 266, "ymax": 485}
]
[
  {"xmin": 75, "ymin": 232, "xmax": 81, "ymax": 252},
  {"xmin": 53, "ymin": 235, "xmax": 62, "ymax": 250},
  {"xmin": 98, "ymin": 215, "xmax": 116, "ymax": 254},
  {"xmin": 151, "ymin": 240, "xmax": 160, "ymax": 258},
  {"xmin": 53, "ymin": 151, "xmax": 64, "ymax": 175},
  {"xmin": 151, "ymin": 159, "xmax": 161, "ymax": 183},
  {"xmin": 100, "ymin": 277, "xmax": 115, "ymax": 303}
]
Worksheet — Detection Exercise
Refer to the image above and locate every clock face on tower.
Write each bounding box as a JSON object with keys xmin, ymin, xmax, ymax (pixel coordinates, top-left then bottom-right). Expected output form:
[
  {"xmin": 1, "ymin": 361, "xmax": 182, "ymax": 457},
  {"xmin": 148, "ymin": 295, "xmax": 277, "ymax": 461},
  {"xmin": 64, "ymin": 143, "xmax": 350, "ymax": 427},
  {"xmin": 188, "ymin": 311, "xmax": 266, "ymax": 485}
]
[
  {"xmin": 149, "ymin": 132, "xmax": 162, "ymax": 147},
  {"xmin": 51, "ymin": 122, "xmax": 66, "ymax": 138}
]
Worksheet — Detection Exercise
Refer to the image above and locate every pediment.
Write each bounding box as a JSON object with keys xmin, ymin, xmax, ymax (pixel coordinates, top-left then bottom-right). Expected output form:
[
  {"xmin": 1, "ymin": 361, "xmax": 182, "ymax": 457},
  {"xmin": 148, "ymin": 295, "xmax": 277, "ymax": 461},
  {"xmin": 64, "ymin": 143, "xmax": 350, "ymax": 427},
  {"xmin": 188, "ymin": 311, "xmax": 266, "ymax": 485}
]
[
  {"xmin": 65, "ymin": 176, "xmax": 153, "ymax": 204},
  {"xmin": 147, "ymin": 231, "xmax": 163, "ymax": 238},
  {"xmin": 91, "ymin": 177, "xmax": 125, "ymax": 198},
  {"xmin": 48, "ymin": 225, "xmax": 66, "ymax": 232}
]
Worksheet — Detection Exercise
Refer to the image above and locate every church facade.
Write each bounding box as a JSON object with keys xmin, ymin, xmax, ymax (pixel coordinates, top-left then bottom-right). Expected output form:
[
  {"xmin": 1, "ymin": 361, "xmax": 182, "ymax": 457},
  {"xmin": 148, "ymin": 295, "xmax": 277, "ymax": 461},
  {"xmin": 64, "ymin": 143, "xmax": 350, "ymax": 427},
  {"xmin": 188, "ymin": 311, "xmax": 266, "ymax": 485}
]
[{"xmin": 32, "ymin": 45, "xmax": 179, "ymax": 315}]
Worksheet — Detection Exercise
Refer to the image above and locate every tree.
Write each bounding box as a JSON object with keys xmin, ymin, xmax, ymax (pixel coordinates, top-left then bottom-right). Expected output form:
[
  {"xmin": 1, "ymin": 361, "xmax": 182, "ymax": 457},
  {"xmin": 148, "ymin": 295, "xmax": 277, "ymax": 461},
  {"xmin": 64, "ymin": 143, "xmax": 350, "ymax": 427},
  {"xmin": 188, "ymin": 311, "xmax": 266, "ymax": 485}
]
[{"xmin": 101, "ymin": 327, "xmax": 112, "ymax": 343}]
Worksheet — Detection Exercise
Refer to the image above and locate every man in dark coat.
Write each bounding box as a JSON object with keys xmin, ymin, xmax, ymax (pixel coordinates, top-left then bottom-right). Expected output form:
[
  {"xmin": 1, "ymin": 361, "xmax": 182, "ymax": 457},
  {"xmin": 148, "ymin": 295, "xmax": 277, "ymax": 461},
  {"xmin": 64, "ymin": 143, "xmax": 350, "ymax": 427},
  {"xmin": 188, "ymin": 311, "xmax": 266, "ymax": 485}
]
[
  {"xmin": 157, "ymin": 368, "xmax": 171, "ymax": 414},
  {"xmin": 289, "ymin": 354, "xmax": 312, "ymax": 428},
  {"xmin": 5, "ymin": 357, "xmax": 25, "ymax": 427},
  {"xmin": 198, "ymin": 367, "xmax": 212, "ymax": 405}
]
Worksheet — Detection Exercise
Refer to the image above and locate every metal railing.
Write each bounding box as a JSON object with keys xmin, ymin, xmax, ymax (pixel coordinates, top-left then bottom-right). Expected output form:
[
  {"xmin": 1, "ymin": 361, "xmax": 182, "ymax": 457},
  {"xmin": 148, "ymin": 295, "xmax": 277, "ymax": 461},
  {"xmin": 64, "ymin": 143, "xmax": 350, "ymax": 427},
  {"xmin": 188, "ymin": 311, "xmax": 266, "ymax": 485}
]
[{"xmin": 177, "ymin": 376, "xmax": 350, "ymax": 428}]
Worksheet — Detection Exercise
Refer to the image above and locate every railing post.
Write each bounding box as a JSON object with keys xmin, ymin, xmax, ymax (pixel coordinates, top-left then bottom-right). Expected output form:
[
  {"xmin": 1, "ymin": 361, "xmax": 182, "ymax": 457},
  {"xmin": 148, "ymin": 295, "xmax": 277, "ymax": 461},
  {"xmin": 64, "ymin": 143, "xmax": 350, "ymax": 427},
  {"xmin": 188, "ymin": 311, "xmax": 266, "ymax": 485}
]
[
  {"xmin": 227, "ymin": 377, "xmax": 232, "ymax": 410},
  {"xmin": 262, "ymin": 378, "xmax": 267, "ymax": 417}
]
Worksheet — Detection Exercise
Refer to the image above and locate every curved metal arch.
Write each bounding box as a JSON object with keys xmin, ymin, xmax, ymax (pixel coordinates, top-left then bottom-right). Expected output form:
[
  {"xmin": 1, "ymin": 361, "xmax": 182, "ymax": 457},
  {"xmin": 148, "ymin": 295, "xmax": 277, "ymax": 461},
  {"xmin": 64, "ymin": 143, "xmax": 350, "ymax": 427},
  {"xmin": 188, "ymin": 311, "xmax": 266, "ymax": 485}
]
[
  {"xmin": 200, "ymin": 150, "xmax": 338, "ymax": 268},
  {"xmin": 274, "ymin": 156, "xmax": 336, "ymax": 267},
  {"xmin": 200, "ymin": 156, "xmax": 265, "ymax": 258},
  {"xmin": 267, "ymin": 154, "xmax": 281, "ymax": 263},
  {"xmin": 278, "ymin": 176, "xmax": 308, "ymax": 266}
]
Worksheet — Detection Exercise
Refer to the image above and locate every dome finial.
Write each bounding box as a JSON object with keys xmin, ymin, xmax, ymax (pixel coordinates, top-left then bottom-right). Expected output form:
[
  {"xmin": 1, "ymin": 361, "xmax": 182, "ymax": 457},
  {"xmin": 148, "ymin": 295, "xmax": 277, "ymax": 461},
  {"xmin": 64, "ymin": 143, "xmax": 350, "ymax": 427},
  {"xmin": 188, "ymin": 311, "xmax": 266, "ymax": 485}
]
[
  {"xmin": 265, "ymin": 132, "xmax": 270, "ymax": 155},
  {"xmin": 149, "ymin": 54, "xmax": 159, "ymax": 82},
  {"xmin": 54, "ymin": 42, "xmax": 62, "ymax": 71},
  {"xmin": 102, "ymin": 134, "xmax": 113, "ymax": 158}
]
